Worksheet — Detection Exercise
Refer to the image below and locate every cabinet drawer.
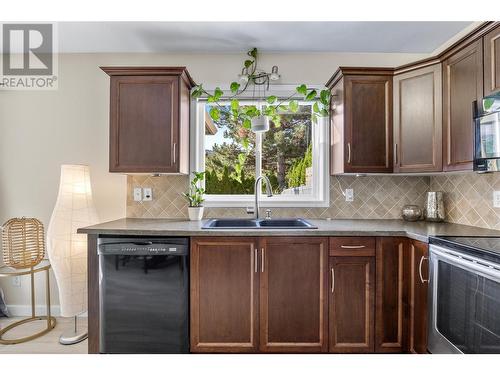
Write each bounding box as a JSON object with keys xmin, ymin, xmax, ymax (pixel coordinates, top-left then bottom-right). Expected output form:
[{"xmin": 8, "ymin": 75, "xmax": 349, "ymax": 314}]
[{"xmin": 329, "ymin": 237, "xmax": 376, "ymax": 256}]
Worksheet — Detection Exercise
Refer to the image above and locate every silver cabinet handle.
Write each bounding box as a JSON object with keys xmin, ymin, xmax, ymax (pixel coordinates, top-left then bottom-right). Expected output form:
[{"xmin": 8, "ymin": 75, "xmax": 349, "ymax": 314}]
[
  {"xmin": 254, "ymin": 248, "xmax": 258, "ymax": 273},
  {"xmin": 261, "ymin": 248, "xmax": 265, "ymax": 273},
  {"xmin": 331, "ymin": 267, "xmax": 335, "ymax": 294},
  {"xmin": 172, "ymin": 143, "xmax": 177, "ymax": 164},
  {"xmin": 347, "ymin": 142, "xmax": 351, "ymax": 164},
  {"xmin": 419, "ymin": 256, "xmax": 429, "ymax": 284},
  {"xmin": 394, "ymin": 143, "xmax": 398, "ymax": 166},
  {"xmin": 340, "ymin": 245, "xmax": 366, "ymax": 249}
]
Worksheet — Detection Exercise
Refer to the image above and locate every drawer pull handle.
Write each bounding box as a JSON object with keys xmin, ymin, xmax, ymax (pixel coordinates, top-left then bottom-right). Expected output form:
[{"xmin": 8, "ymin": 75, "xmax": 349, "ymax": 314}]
[
  {"xmin": 340, "ymin": 245, "xmax": 366, "ymax": 249},
  {"xmin": 419, "ymin": 256, "xmax": 429, "ymax": 284},
  {"xmin": 347, "ymin": 143, "xmax": 352, "ymax": 164}
]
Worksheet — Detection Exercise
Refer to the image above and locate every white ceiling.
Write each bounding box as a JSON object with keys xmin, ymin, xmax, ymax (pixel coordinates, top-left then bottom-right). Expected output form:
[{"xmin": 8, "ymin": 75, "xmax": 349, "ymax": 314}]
[{"xmin": 58, "ymin": 21, "xmax": 473, "ymax": 54}]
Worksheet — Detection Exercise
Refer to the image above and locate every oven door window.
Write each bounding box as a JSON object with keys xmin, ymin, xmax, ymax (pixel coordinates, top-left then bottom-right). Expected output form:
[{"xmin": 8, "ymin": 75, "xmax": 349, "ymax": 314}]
[
  {"xmin": 436, "ymin": 260, "xmax": 500, "ymax": 353},
  {"xmin": 477, "ymin": 112, "xmax": 500, "ymax": 159}
]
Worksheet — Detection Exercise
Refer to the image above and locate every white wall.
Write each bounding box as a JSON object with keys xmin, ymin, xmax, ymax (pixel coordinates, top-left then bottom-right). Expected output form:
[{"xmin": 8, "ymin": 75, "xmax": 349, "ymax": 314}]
[{"xmin": 0, "ymin": 51, "xmax": 428, "ymax": 314}]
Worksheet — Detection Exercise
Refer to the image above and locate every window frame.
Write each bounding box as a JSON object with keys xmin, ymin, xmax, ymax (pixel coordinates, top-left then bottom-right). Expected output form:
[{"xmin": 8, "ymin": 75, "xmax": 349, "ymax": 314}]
[{"xmin": 191, "ymin": 87, "xmax": 329, "ymax": 208}]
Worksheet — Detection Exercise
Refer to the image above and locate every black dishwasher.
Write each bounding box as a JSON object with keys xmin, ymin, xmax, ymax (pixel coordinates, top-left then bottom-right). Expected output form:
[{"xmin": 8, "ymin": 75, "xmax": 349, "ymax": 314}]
[{"xmin": 98, "ymin": 237, "xmax": 189, "ymax": 353}]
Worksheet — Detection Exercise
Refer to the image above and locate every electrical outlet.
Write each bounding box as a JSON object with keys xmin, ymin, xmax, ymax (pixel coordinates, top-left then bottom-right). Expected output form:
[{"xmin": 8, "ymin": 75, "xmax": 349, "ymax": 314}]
[
  {"xmin": 133, "ymin": 187, "xmax": 142, "ymax": 202},
  {"xmin": 143, "ymin": 187, "xmax": 153, "ymax": 201},
  {"xmin": 494, "ymin": 191, "xmax": 500, "ymax": 208},
  {"xmin": 12, "ymin": 276, "xmax": 21, "ymax": 287},
  {"xmin": 345, "ymin": 188, "xmax": 354, "ymax": 202}
]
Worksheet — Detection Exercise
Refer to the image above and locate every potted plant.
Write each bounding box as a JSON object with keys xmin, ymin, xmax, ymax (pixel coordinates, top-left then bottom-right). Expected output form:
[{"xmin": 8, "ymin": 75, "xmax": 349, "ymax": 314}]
[{"xmin": 183, "ymin": 172, "xmax": 206, "ymax": 221}]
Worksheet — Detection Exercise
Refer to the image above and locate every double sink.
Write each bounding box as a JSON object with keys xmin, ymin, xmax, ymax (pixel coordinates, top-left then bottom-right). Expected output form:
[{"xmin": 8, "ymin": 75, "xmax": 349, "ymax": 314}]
[{"xmin": 202, "ymin": 218, "xmax": 317, "ymax": 229}]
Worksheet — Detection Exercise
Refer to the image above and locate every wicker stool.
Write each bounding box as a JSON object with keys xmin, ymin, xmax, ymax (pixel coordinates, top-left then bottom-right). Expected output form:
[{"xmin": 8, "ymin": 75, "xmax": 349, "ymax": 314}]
[{"xmin": 0, "ymin": 218, "xmax": 56, "ymax": 345}]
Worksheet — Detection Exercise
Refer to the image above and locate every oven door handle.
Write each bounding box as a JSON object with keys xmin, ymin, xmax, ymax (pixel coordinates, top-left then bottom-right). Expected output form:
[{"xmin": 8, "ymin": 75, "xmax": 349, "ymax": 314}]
[{"xmin": 431, "ymin": 246, "xmax": 500, "ymax": 281}]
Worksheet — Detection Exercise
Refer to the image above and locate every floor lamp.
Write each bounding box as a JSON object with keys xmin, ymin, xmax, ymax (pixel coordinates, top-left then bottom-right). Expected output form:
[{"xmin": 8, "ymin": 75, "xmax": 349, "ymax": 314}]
[{"xmin": 47, "ymin": 165, "xmax": 99, "ymax": 345}]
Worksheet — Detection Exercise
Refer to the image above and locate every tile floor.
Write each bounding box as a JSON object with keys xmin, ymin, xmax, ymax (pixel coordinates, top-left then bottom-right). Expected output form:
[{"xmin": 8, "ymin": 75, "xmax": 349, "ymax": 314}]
[{"xmin": 0, "ymin": 317, "xmax": 88, "ymax": 354}]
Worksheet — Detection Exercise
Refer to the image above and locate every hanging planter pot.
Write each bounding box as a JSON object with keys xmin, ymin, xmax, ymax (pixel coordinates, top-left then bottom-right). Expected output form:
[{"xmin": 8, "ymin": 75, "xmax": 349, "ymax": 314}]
[{"xmin": 251, "ymin": 115, "xmax": 269, "ymax": 133}]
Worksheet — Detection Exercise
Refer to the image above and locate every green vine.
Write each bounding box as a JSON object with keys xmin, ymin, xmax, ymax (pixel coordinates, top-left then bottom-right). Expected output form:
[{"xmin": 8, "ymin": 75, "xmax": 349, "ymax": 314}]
[
  {"xmin": 183, "ymin": 172, "xmax": 205, "ymax": 207},
  {"xmin": 191, "ymin": 48, "xmax": 330, "ymax": 182}
]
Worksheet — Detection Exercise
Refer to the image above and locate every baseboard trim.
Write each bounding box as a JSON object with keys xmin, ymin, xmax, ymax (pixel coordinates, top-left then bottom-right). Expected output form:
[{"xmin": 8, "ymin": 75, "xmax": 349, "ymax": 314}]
[{"xmin": 5, "ymin": 305, "xmax": 88, "ymax": 318}]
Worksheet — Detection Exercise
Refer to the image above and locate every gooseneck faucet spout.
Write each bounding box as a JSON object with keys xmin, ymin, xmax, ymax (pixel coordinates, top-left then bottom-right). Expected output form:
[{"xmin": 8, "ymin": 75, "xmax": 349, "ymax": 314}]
[{"xmin": 247, "ymin": 175, "xmax": 273, "ymax": 220}]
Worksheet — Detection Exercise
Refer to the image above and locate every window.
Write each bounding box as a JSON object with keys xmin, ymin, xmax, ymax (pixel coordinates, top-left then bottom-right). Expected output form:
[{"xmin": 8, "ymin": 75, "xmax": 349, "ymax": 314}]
[{"xmin": 192, "ymin": 92, "xmax": 329, "ymax": 207}]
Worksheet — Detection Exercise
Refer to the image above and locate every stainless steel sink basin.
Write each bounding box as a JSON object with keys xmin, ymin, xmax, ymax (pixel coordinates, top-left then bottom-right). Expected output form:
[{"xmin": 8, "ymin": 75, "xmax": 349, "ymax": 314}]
[{"xmin": 202, "ymin": 218, "xmax": 317, "ymax": 229}]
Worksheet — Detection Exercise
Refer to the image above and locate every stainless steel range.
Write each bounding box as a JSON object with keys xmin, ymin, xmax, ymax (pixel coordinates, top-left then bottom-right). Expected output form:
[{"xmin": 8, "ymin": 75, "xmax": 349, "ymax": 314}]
[{"xmin": 428, "ymin": 236, "xmax": 500, "ymax": 354}]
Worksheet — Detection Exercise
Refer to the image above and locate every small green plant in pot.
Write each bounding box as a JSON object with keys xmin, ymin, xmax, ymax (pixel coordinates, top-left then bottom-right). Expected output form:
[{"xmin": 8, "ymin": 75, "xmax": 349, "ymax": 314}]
[{"xmin": 183, "ymin": 172, "xmax": 206, "ymax": 220}]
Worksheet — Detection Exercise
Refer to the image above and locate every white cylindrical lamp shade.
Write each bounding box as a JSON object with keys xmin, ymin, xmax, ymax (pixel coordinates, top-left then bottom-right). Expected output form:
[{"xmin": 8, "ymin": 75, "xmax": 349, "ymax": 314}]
[{"xmin": 47, "ymin": 165, "xmax": 99, "ymax": 317}]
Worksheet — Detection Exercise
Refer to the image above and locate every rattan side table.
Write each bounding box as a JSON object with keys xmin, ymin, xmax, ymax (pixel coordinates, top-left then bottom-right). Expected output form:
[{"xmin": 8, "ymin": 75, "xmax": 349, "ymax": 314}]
[{"xmin": 0, "ymin": 259, "xmax": 56, "ymax": 344}]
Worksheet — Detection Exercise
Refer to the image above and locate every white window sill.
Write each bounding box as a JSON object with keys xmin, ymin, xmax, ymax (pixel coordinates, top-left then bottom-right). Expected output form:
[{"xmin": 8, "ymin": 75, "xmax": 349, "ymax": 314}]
[{"xmin": 203, "ymin": 195, "xmax": 329, "ymax": 208}]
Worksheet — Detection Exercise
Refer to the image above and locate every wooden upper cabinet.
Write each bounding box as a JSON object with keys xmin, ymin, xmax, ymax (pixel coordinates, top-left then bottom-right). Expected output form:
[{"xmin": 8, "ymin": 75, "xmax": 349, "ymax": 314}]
[
  {"xmin": 259, "ymin": 237, "xmax": 328, "ymax": 353},
  {"xmin": 101, "ymin": 67, "xmax": 195, "ymax": 174},
  {"xmin": 328, "ymin": 69, "xmax": 393, "ymax": 174},
  {"xmin": 484, "ymin": 24, "xmax": 500, "ymax": 96},
  {"xmin": 190, "ymin": 237, "xmax": 259, "ymax": 353},
  {"xmin": 393, "ymin": 64, "xmax": 443, "ymax": 172},
  {"xmin": 408, "ymin": 240, "xmax": 429, "ymax": 354},
  {"xmin": 442, "ymin": 40, "xmax": 483, "ymax": 171},
  {"xmin": 375, "ymin": 237, "xmax": 408, "ymax": 353},
  {"xmin": 329, "ymin": 252, "xmax": 375, "ymax": 353}
]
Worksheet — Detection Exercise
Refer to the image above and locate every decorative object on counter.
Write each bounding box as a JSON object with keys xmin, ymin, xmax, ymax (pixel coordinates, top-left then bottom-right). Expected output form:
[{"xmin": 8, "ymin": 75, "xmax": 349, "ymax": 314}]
[
  {"xmin": 424, "ymin": 191, "xmax": 446, "ymax": 222},
  {"xmin": 401, "ymin": 205, "xmax": 423, "ymax": 222},
  {"xmin": 47, "ymin": 164, "xmax": 99, "ymax": 345},
  {"xmin": 184, "ymin": 171, "xmax": 206, "ymax": 221},
  {"xmin": 0, "ymin": 217, "xmax": 56, "ymax": 344}
]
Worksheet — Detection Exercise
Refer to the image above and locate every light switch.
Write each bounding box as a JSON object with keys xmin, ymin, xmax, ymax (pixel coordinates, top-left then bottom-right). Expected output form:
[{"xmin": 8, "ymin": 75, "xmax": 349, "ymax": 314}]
[
  {"xmin": 133, "ymin": 187, "xmax": 142, "ymax": 202},
  {"xmin": 493, "ymin": 191, "xmax": 500, "ymax": 208},
  {"xmin": 345, "ymin": 188, "xmax": 354, "ymax": 202},
  {"xmin": 143, "ymin": 187, "xmax": 153, "ymax": 201}
]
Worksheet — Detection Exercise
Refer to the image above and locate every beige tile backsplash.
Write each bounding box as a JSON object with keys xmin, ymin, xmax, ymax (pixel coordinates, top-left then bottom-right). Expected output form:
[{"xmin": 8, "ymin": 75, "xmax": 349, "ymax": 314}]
[
  {"xmin": 127, "ymin": 173, "xmax": 500, "ymax": 230},
  {"xmin": 127, "ymin": 175, "xmax": 430, "ymax": 221},
  {"xmin": 430, "ymin": 173, "xmax": 500, "ymax": 230}
]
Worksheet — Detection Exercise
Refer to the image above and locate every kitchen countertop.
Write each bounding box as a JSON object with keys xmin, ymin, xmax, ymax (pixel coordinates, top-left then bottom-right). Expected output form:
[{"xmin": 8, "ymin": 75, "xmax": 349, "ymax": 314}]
[{"xmin": 77, "ymin": 218, "xmax": 500, "ymax": 243}]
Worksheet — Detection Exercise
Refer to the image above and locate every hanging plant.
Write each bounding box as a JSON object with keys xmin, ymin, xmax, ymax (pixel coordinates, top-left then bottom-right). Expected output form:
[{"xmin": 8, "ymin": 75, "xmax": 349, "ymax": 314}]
[
  {"xmin": 191, "ymin": 48, "xmax": 330, "ymax": 181},
  {"xmin": 192, "ymin": 48, "xmax": 330, "ymax": 124}
]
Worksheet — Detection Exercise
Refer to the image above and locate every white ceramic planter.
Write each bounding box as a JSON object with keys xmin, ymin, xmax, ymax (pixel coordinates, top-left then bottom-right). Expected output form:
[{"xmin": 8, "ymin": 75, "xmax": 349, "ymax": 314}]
[{"xmin": 188, "ymin": 206, "xmax": 204, "ymax": 221}]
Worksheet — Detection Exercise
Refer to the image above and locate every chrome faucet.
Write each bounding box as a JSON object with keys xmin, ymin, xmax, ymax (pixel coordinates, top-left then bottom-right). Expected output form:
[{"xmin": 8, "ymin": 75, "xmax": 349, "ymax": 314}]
[{"xmin": 247, "ymin": 175, "xmax": 273, "ymax": 220}]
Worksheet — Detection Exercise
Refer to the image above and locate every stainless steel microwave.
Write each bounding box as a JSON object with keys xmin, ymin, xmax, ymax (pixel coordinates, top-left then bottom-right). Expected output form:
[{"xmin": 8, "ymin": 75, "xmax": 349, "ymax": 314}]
[{"xmin": 474, "ymin": 96, "xmax": 500, "ymax": 172}]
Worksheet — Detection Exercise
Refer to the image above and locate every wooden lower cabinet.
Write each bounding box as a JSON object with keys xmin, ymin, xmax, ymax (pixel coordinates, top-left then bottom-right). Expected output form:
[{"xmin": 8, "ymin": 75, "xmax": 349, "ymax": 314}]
[
  {"xmin": 329, "ymin": 255, "xmax": 375, "ymax": 353},
  {"xmin": 408, "ymin": 240, "xmax": 429, "ymax": 354},
  {"xmin": 259, "ymin": 237, "xmax": 328, "ymax": 353},
  {"xmin": 190, "ymin": 236, "xmax": 328, "ymax": 353},
  {"xmin": 375, "ymin": 237, "xmax": 409, "ymax": 353},
  {"xmin": 190, "ymin": 236, "xmax": 427, "ymax": 354},
  {"xmin": 190, "ymin": 237, "xmax": 259, "ymax": 352}
]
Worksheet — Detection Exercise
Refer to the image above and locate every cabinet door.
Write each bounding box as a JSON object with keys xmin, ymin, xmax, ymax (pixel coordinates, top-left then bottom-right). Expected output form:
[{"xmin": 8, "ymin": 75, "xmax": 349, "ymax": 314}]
[
  {"xmin": 190, "ymin": 237, "xmax": 259, "ymax": 353},
  {"xmin": 344, "ymin": 75, "xmax": 393, "ymax": 173},
  {"xmin": 109, "ymin": 75, "xmax": 180, "ymax": 173},
  {"xmin": 259, "ymin": 237, "xmax": 328, "ymax": 352},
  {"xmin": 329, "ymin": 256, "xmax": 375, "ymax": 353},
  {"xmin": 394, "ymin": 64, "xmax": 442, "ymax": 172},
  {"xmin": 484, "ymin": 24, "xmax": 500, "ymax": 96},
  {"xmin": 330, "ymin": 78, "xmax": 345, "ymax": 175},
  {"xmin": 442, "ymin": 40, "xmax": 483, "ymax": 171},
  {"xmin": 375, "ymin": 237, "xmax": 408, "ymax": 353},
  {"xmin": 409, "ymin": 240, "xmax": 429, "ymax": 354}
]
